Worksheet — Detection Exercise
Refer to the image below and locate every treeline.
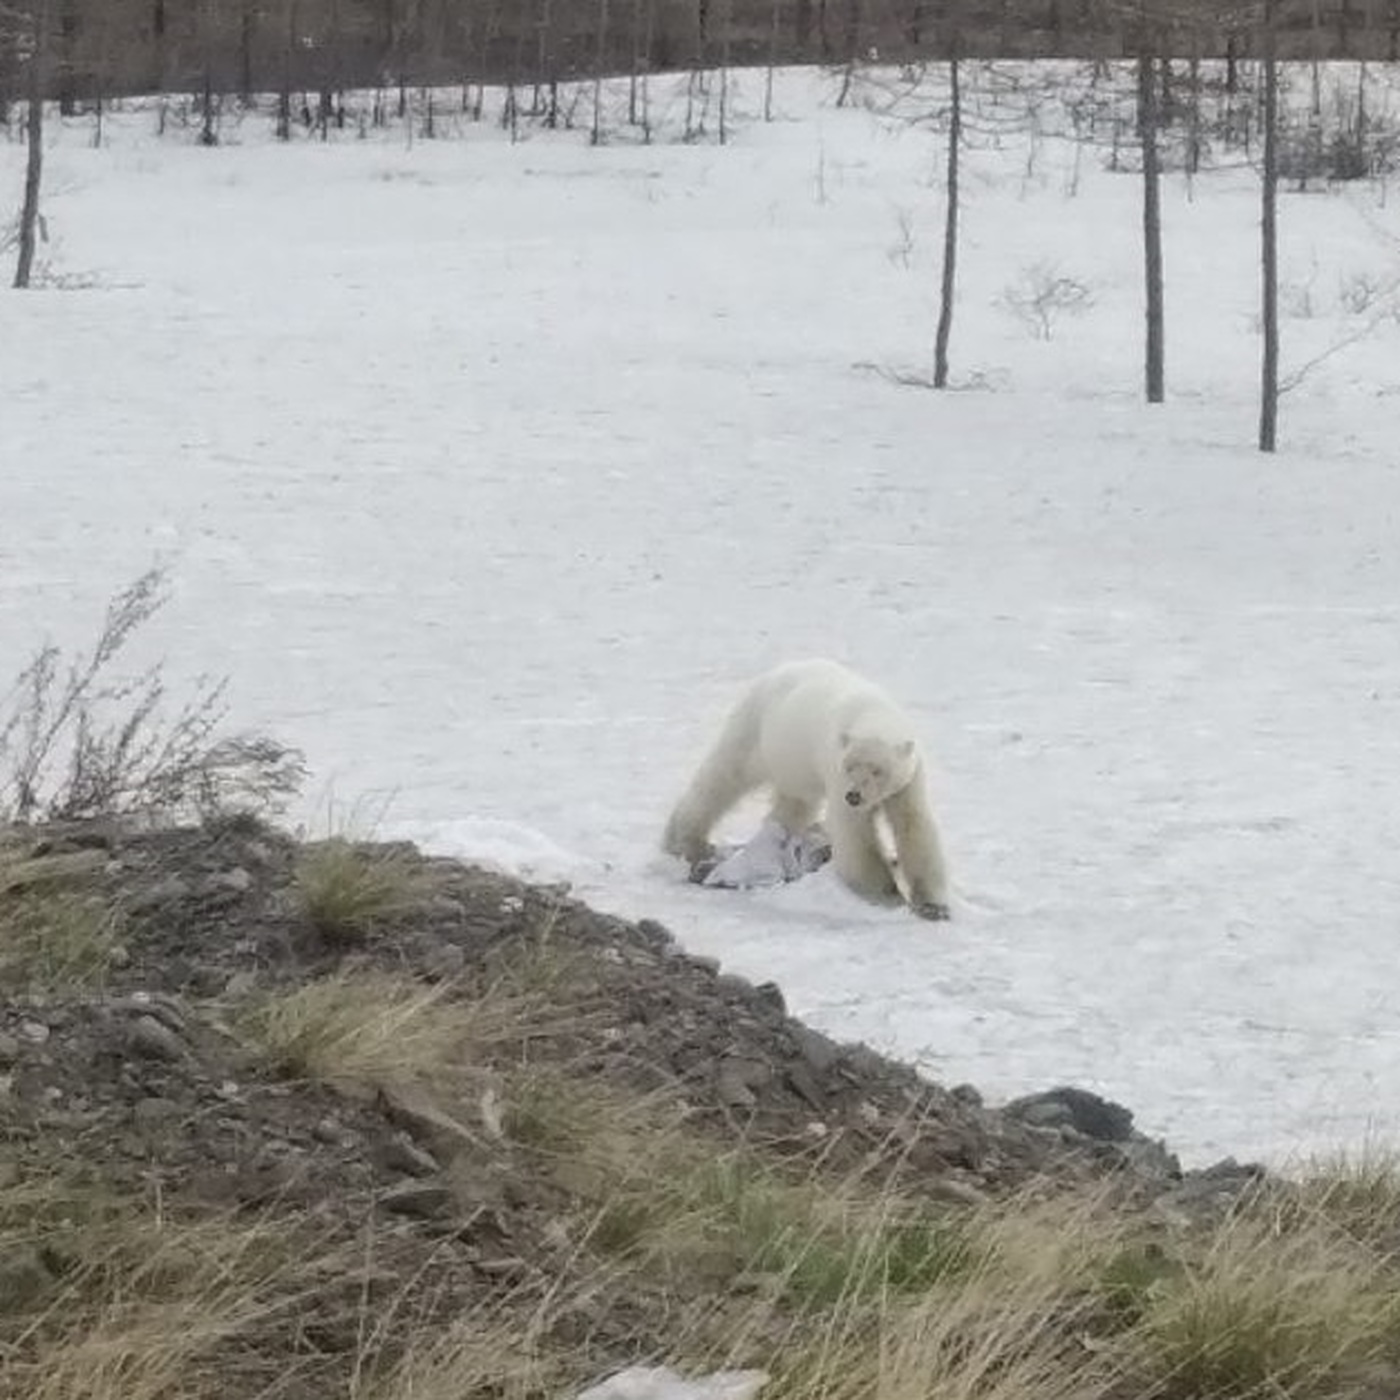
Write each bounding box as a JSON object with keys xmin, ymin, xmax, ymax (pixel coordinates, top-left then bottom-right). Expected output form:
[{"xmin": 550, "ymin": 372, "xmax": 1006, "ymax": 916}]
[{"xmin": 5, "ymin": 0, "xmax": 1400, "ymax": 111}]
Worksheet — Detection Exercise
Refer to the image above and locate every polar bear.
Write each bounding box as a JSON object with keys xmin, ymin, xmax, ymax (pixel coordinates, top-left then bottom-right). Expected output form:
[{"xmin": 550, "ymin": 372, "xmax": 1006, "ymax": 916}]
[{"xmin": 662, "ymin": 659, "xmax": 951, "ymax": 920}]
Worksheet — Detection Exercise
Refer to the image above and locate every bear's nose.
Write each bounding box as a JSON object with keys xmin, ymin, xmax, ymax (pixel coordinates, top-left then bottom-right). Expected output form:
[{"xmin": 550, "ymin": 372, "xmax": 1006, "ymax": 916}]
[{"xmin": 844, "ymin": 790, "xmax": 862, "ymax": 807}]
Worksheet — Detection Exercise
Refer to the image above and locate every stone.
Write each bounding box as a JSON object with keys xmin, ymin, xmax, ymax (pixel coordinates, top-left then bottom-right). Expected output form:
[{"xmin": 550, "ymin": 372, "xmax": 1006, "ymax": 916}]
[
  {"xmin": 0, "ymin": 1034, "xmax": 21, "ymax": 1067},
  {"xmin": 378, "ymin": 1081, "xmax": 482, "ymax": 1160},
  {"xmin": 224, "ymin": 970, "xmax": 258, "ymax": 998},
  {"xmin": 422, "ymin": 943, "xmax": 467, "ymax": 981},
  {"xmin": 128, "ymin": 874, "xmax": 193, "ymax": 912},
  {"xmin": 201, "ymin": 867, "xmax": 254, "ymax": 898},
  {"xmin": 791, "ymin": 1025, "xmax": 841, "ymax": 1076},
  {"xmin": 133, "ymin": 1097, "xmax": 182, "ymax": 1127},
  {"xmin": 380, "ymin": 1180, "xmax": 455, "ymax": 1220},
  {"xmin": 1003, "ymin": 1087, "xmax": 1135, "ymax": 1142},
  {"xmin": 128, "ymin": 1015, "xmax": 184, "ymax": 1062},
  {"xmin": 382, "ymin": 1134, "xmax": 441, "ymax": 1178},
  {"xmin": 716, "ymin": 1059, "xmax": 766, "ymax": 1109},
  {"xmin": 18, "ymin": 1020, "xmax": 49, "ymax": 1045},
  {"xmin": 0, "ymin": 1247, "xmax": 55, "ymax": 1309},
  {"xmin": 784, "ymin": 1063, "xmax": 825, "ymax": 1111}
]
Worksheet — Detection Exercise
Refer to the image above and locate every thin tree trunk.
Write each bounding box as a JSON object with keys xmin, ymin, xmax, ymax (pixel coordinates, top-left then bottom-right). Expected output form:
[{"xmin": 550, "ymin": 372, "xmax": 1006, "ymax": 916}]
[
  {"xmin": 764, "ymin": 0, "xmax": 780, "ymax": 120},
  {"xmin": 15, "ymin": 0, "xmax": 48, "ymax": 290},
  {"xmin": 201, "ymin": 66, "xmax": 218, "ymax": 144},
  {"xmin": 717, "ymin": 0, "xmax": 730, "ymax": 144},
  {"xmin": 57, "ymin": 0, "xmax": 76, "ymax": 115},
  {"xmin": 154, "ymin": 0, "xmax": 168, "ymax": 132},
  {"xmin": 1139, "ymin": 50, "xmax": 1165, "ymax": 403},
  {"xmin": 277, "ymin": 0, "xmax": 296, "ymax": 139},
  {"xmin": 240, "ymin": 4, "xmax": 255, "ymax": 104},
  {"xmin": 933, "ymin": 54, "xmax": 961, "ymax": 389},
  {"xmin": 591, "ymin": 0, "xmax": 609, "ymax": 144},
  {"xmin": 1259, "ymin": 5, "xmax": 1279, "ymax": 453},
  {"xmin": 629, "ymin": 0, "xmax": 643, "ymax": 124}
]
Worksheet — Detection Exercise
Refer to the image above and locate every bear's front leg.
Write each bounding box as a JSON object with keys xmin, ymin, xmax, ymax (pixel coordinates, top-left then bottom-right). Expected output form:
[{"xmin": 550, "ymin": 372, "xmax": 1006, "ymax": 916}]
[
  {"xmin": 828, "ymin": 804, "xmax": 902, "ymax": 906},
  {"xmin": 884, "ymin": 778, "xmax": 951, "ymax": 921}
]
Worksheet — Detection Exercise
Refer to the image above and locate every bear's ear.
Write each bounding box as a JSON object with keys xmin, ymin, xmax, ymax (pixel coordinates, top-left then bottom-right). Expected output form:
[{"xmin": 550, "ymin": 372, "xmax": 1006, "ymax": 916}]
[
  {"xmin": 897, "ymin": 739, "xmax": 915, "ymax": 758},
  {"xmin": 838, "ymin": 730, "xmax": 851, "ymax": 749}
]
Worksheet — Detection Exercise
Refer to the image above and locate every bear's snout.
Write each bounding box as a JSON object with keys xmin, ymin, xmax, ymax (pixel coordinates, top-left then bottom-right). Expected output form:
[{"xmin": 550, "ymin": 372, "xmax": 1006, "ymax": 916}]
[{"xmin": 844, "ymin": 790, "xmax": 863, "ymax": 807}]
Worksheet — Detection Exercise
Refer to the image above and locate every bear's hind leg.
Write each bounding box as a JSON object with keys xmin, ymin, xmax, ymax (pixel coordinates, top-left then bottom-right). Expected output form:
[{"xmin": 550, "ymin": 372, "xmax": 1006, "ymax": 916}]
[
  {"xmin": 828, "ymin": 804, "xmax": 901, "ymax": 906},
  {"xmin": 662, "ymin": 752, "xmax": 759, "ymax": 865}
]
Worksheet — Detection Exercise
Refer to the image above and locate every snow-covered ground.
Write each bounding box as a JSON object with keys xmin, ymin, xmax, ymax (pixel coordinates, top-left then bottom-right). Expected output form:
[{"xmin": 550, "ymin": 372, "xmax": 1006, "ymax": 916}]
[{"xmin": 4, "ymin": 67, "xmax": 1400, "ymax": 1169}]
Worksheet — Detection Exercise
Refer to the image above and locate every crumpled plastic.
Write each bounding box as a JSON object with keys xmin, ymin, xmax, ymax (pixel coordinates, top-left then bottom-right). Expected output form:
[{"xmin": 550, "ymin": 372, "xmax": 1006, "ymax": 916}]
[
  {"xmin": 692, "ymin": 819, "xmax": 831, "ymax": 890},
  {"xmin": 574, "ymin": 1365, "xmax": 769, "ymax": 1400}
]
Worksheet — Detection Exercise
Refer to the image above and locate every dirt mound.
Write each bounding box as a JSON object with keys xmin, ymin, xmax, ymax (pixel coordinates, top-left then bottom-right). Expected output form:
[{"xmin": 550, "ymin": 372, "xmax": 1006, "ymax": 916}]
[{"xmin": 0, "ymin": 817, "xmax": 1258, "ymax": 1397}]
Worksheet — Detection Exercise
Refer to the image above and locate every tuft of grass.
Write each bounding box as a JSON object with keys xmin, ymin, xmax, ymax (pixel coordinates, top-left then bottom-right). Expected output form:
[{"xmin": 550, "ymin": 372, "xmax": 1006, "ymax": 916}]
[
  {"xmin": 1128, "ymin": 1209, "xmax": 1400, "ymax": 1400},
  {"xmin": 0, "ymin": 890, "xmax": 123, "ymax": 991},
  {"xmin": 1296, "ymin": 1147, "xmax": 1400, "ymax": 1250},
  {"xmin": 293, "ymin": 837, "xmax": 425, "ymax": 943},
  {"xmin": 238, "ymin": 970, "xmax": 469, "ymax": 1090}
]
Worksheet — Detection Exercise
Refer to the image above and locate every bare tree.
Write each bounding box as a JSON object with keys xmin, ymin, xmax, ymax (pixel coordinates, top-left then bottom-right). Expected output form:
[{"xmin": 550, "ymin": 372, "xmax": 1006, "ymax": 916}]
[
  {"xmin": 198, "ymin": 0, "xmax": 222, "ymax": 145},
  {"xmin": 13, "ymin": 0, "xmax": 48, "ymax": 290},
  {"xmin": 1138, "ymin": 47, "xmax": 1165, "ymax": 402},
  {"xmin": 591, "ymin": 0, "xmax": 609, "ymax": 144},
  {"xmin": 933, "ymin": 53, "xmax": 961, "ymax": 389},
  {"xmin": 764, "ymin": 0, "xmax": 781, "ymax": 121},
  {"xmin": 1259, "ymin": 2, "xmax": 1279, "ymax": 452},
  {"xmin": 716, "ymin": 0, "xmax": 731, "ymax": 144},
  {"xmin": 277, "ymin": 0, "xmax": 298, "ymax": 140}
]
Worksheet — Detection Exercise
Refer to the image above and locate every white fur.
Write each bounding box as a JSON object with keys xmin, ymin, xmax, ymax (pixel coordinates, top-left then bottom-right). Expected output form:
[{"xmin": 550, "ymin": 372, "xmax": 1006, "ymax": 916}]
[{"xmin": 662, "ymin": 659, "xmax": 951, "ymax": 919}]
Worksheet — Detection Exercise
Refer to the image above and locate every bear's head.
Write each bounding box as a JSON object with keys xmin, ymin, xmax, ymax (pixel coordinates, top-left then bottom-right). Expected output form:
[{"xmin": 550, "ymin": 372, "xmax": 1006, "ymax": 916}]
[{"xmin": 837, "ymin": 732, "xmax": 916, "ymax": 809}]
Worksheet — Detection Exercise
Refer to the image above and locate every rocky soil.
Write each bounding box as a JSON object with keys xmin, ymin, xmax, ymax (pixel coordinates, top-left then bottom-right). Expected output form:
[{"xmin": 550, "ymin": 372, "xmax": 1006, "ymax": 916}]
[{"xmin": 0, "ymin": 815, "xmax": 1262, "ymax": 1396}]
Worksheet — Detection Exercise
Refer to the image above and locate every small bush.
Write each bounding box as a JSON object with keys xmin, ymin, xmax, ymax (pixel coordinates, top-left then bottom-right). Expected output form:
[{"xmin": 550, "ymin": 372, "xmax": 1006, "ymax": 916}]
[
  {"xmin": 293, "ymin": 838, "xmax": 424, "ymax": 943},
  {"xmin": 0, "ymin": 568, "xmax": 305, "ymax": 825},
  {"xmin": 0, "ymin": 890, "xmax": 123, "ymax": 991},
  {"xmin": 240, "ymin": 970, "xmax": 468, "ymax": 1089},
  {"xmin": 1001, "ymin": 260, "xmax": 1095, "ymax": 340},
  {"xmin": 1129, "ymin": 1212, "xmax": 1400, "ymax": 1399}
]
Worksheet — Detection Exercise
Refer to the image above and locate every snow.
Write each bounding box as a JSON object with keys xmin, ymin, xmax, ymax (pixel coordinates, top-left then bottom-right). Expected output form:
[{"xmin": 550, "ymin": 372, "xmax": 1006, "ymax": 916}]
[{"xmin": 4, "ymin": 66, "xmax": 1400, "ymax": 1170}]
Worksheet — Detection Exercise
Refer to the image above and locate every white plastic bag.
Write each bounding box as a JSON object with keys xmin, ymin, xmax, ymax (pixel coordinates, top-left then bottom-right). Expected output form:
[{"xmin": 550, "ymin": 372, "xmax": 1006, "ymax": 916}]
[
  {"xmin": 574, "ymin": 1366, "xmax": 768, "ymax": 1400},
  {"xmin": 697, "ymin": 819, "xmax": 830, "ymax": 890}
]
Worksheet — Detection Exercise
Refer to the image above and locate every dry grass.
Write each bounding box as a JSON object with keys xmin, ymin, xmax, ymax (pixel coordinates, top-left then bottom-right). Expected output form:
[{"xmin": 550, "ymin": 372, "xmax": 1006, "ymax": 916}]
[
  {"xmin": 0, "ymin": 889, "xmax": 124, "ymax": 992},
  {"xmin": 1294, "ymin": 1147, "xmax": 1400, "ymax": 1250},
  {"xmin": 293, "ymin": 838, "xmax": 426, "ymax": 943},
  {"xmin": 1127, "ymin": 1208, "xmax": 1400, "ymax": 1399},
  {"xmin": 0, "ymin": 1178, "xmax": 349, "ymax": 1400},
  {"xmin": 237, "ymin": 969, "xmax": 476, "ymax": 1089},
  {"xmin": 9, "ymin": 1119, "xmax": 1400, "ymax": 1400}
]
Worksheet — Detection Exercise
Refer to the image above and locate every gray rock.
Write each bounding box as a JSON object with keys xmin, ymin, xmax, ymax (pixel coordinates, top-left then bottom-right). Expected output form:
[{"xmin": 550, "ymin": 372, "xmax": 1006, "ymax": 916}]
[
  {"xmin": 380, "ymin": 1180, "xmax": 455, "ymax": 1220},
  {"xmin": 378, "ymin": 1082, "xmax": 482, "ymax": 1160},
  {"xmin": 422, "ymin": 943, "xmax": 467, "ymax": 981},
  {"xmin": 18, "ymin": 1020, "xmax": 49, "ymax": 1046},
  {"xmin": 791, "ymin": 1025, "xmax": 841, "ymax": 1076},
  {"xmin": 0, "ymin": 1247, "xmax": 54, "ymax": 1309},
  {"xmin": 382, "ymin": 1134, "xmax": 442, "ymax": 1178},
  {"xmin": 0, "ymin": 1034, "xmax": 21, "ymax": 1067},
  {"xmin": 201, "ymin": 867, "xmax": 254, "ymax": 897},
  {"xmin": 128, "ymin": 1015, "xmax": 184, "ymax": 1062},
  {"xmin": 1004, "ymin": 1087, "xmax": 1135, "ymax": 1142},
  {"xmin": 717, "ymin": 1057, "xmax": 770, "ymax": 1109},
  {"xmin": 129, "ymin": 874, "xmax": 193, "ymax": 912},
  {"xmin": 133, "ymin": 1097, "xmax": 182, "ymax": 1127}
]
